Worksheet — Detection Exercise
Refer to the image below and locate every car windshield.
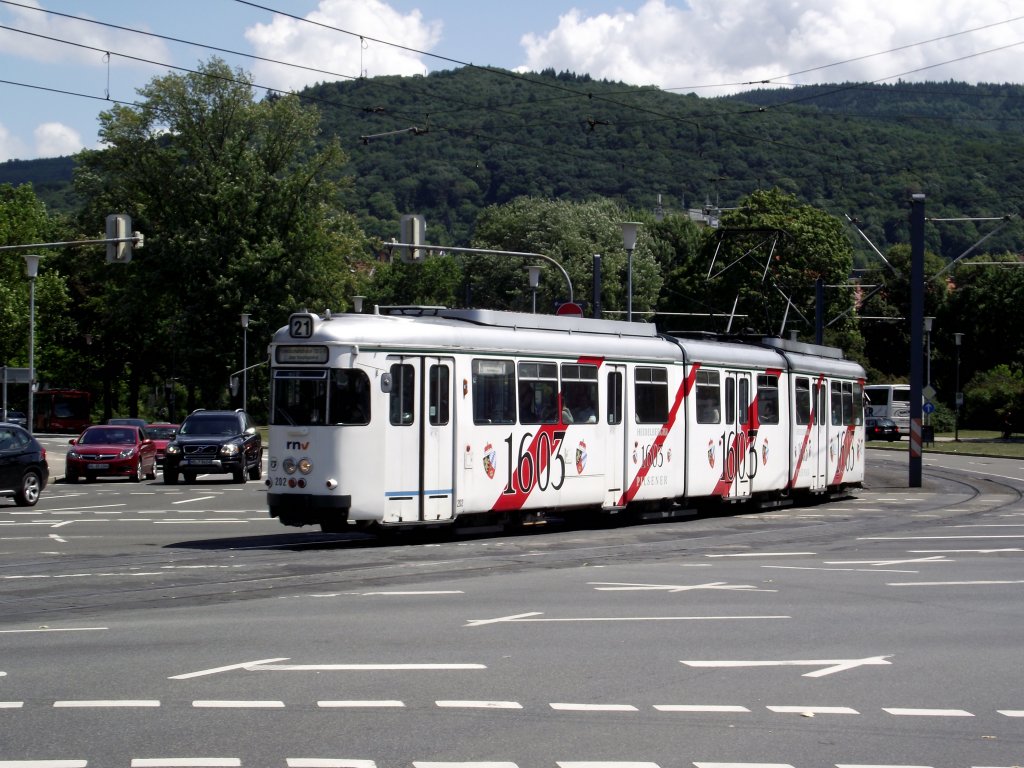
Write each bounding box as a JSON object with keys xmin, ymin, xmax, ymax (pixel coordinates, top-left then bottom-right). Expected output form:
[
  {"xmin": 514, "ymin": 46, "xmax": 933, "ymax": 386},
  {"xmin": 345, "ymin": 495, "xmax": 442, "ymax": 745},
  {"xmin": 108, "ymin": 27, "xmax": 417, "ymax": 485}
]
[
  {"xmin": 146, "ymin": 426, "xmax": 177, "ymax": 439},
  {"xmin": 80, "ymin": 428, "xmax": 134, "ymax": 445},
  {"xmin": 180, "ymin": 416, "xmax": 239, "ymax": 436}
]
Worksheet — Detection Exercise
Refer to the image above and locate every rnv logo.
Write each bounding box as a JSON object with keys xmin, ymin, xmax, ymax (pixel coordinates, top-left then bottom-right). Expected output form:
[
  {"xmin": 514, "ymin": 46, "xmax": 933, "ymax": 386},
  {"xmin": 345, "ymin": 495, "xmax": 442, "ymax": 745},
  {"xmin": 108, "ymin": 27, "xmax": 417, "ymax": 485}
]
[{"xmin": 285, "ymin": 441, "xmax": 310, "ymax": 450}]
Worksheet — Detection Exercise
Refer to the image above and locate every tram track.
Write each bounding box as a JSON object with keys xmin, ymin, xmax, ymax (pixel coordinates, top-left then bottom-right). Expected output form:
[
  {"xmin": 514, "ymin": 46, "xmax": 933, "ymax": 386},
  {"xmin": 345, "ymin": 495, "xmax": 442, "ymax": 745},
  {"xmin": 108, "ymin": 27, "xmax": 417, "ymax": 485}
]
[{"xmin": 1, "ymin": 451, "xmax": 1021, "ymax": 625}]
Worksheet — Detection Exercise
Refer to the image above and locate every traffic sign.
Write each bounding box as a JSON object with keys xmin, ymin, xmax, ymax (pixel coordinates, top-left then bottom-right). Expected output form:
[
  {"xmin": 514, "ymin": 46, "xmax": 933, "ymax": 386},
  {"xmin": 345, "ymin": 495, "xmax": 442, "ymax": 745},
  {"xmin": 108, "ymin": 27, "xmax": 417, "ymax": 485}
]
[
  {"xmin": 555, "ymin": 302, "xmax": 584, "ymax": 317},
  {"xmin": 923, "ymin": 402, "xmax": 935, "ymax": 414},
  {"xmin": 922, "ymin": 384, "xmax": 936, "ymax": 401}
]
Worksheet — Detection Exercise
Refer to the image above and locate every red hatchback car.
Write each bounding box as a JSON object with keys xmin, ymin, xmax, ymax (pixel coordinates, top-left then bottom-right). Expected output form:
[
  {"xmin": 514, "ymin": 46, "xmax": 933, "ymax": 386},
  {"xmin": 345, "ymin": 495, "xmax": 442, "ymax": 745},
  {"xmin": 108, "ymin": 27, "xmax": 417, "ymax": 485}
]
[{"xmin": 66, "ymin": 425, "xmax": 157, "ymax": 483}]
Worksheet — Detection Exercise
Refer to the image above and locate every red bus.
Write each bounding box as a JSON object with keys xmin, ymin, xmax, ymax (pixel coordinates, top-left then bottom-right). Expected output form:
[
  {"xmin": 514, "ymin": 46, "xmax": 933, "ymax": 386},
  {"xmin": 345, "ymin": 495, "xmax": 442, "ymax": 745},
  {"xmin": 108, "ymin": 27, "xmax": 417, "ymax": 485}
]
[{"xmin": 34, "ymin": 389, "xmax": 92, "ymax": 433}]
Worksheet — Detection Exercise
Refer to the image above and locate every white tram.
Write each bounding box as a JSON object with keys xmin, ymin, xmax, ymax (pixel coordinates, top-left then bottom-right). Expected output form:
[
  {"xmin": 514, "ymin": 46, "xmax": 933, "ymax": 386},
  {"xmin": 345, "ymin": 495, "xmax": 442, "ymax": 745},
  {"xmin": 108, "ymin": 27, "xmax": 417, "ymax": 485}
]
[{"xmin": 266, "ymin": 307, "xmax": 865, "ymax": 532}]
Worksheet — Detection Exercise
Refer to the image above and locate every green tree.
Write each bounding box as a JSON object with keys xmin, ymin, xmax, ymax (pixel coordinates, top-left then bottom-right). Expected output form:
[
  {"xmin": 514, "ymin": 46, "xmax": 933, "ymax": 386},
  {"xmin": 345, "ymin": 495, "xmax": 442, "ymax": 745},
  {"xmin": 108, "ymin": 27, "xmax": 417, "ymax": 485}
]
[
  {"xmin": 469, "ymin": 197, "xmax": 661, "ymax": 317},
  {"xmin": 73, "ymin": 58, "xmax": 369, "ymax": 420},
  {"xmin": 701, "ymin": 189, "xmax": 862, "ymax": 355},
  {"xmin": 963, "ymin": 363, "xmax": 1024, "ymax": 433}
]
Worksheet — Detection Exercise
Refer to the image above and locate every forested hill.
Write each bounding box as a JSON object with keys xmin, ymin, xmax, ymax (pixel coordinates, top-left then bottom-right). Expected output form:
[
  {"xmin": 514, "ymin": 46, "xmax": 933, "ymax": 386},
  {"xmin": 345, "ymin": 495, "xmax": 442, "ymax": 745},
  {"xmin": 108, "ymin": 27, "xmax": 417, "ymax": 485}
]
[{"xmin": 6, "ymin": 69, "xmax": 1024, "ymax": 261}]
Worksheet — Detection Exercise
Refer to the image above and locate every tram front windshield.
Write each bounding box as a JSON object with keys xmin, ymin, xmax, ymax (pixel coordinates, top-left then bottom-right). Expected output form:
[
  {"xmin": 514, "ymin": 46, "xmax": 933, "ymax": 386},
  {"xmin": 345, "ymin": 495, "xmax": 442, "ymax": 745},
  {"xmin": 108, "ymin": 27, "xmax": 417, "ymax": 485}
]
[{"xmin": 272, "ymin": 368, "xmax": 371, "ymax": 426}]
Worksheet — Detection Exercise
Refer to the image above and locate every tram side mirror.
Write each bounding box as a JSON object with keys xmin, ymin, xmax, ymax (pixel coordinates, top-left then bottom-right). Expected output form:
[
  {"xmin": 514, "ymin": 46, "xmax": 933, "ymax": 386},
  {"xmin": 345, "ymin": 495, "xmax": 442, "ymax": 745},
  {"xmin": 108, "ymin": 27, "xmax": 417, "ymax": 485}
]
[{"xmin": 380, "ymin": 372, "xmax": 393, "ymax": 393}]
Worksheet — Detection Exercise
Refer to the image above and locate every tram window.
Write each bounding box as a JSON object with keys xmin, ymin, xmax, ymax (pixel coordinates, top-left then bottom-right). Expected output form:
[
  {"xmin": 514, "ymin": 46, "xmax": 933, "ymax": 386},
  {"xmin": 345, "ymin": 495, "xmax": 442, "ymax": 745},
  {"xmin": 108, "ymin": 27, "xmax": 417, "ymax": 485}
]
[
  {"xmin": 830, "ymin": 381, "xmax": 843, "ymax": 426},
  {"xmin": 518, "ymin": 362, "xmax": 558, "ymax": 424},
  {"xmin": 696, "ymin": 370, "xmax": 721, "ymax": 424},
  {"xmin": 560, "ymin": 363, "xmax": 599, "ymax": 424},
  {"xmin": 841, "ymin": 381, "xmax": 855, "ymax": 426},
  {"xmin": 794, "ymin": 377, "xmax": 811, "ymax": 425},
  {"xmin": 429, "ymin": 364, "xmax": 450, "ymax": 426},
  {"xmin": 634, "ymin": 367, "xmax": 668, "ymax": 424},
  {"xmin": 607, "ymin": 371, "xmax": 623, "ymax": 425},
  {"xmin": 757, "ymin": 374, "xmax": 779, "ymax": 425},
  {"xmin": 272, "ymin": 369, "xmax": 327, "ymax": 426},
  {"xmin": 817, "ymin": 381, "xmax": 827, "ymax": 426},
  {"xmin": 738, "ymin": 377, "xmax": 750, "ymax": 425},
  {"xmin": 853, "ymin": 381, "xmax": 864, "ymax": 425},
  {"xmin": 725, "ymin": 377, "xmax": 735, "ymax": 424},
  {"xmin": 472, "ymin": 359, "xmax": 516, "ymax": 425},
  {"xmin": 389, "ymin": 364, "xmax": 415, "ymax": 426},
  {"xmin": 328, "ymin": 368, "xmax": 370, "ymax": 425}
]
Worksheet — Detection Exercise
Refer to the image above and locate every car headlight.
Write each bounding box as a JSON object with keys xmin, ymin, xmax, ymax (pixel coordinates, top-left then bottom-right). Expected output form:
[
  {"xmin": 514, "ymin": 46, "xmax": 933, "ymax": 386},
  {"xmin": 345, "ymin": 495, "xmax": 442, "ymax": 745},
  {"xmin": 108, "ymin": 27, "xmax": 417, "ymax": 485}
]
[
  {"xmin": 118, "ymin": 448, "xmax": 134, "ymax": 459},
  {"xmin": 68, "ymin": 450, "xmax": 81, "ymax": 460},
  {"xmin": 219, "ymin": 442, "xmax": 241, "ymax": 457},
  {"xmin": 166, "ymin": 444, "xmax": 181, "ymax": 455}
]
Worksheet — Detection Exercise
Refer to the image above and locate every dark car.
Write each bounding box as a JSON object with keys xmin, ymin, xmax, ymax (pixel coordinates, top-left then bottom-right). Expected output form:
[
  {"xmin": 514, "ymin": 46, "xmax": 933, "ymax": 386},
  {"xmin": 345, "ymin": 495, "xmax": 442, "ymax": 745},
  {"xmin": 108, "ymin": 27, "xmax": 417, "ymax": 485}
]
[
  {"xmin": 4, "ymin": 410, "xmax": 28, "ymax": 429},
  {"xmin": 866, "ymin": 416, "xmax": 901, "ymax": 441},
  {"xmin": 145, "ymin": 422, "xmax": 179, "ymax": 467},
  {"xmin": 66, "ymin": 425, "xmax": 158, "ymax": 482},
  {"xmin": 163, "ymin": 409, "xmax": 262, "ymax": 484},
  {"xmin": 0, "ymin": 422, "xmax": 49, "ymax": 506},
  {"xmin": 107, "ymin": 417, "xmax": 148, "ymax": 430}
]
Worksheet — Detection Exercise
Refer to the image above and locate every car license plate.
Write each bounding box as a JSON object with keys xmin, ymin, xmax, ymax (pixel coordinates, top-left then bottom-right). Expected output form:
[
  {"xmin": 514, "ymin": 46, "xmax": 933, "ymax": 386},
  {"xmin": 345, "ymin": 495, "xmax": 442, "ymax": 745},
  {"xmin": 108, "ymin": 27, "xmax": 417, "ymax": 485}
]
[
  {"xmin": 184, "ymin": 458, "xmax": 214, "ymax": 465},
  {"xmin": 87, "ymin": 463, "xmax": 109, "ymax": 470}
]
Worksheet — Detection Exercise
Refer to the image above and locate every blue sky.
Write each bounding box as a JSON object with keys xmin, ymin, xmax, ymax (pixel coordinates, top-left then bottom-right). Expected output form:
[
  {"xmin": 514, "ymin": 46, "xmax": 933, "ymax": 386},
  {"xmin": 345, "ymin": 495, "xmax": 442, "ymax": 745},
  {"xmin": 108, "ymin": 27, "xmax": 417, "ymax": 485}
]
[{"xmin": 1, "ymin": 0, "xmax": 1022, "ymax": 161}]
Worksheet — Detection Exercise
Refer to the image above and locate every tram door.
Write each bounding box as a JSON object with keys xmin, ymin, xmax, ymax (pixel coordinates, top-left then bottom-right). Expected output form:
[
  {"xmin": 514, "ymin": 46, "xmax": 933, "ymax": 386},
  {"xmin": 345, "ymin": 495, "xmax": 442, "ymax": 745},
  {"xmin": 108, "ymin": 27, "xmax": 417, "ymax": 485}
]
[
  {"xmin": 724, "ymin": 371, "xmax": 755, "ymax": 499},
  {"xmin": 604, "ymin": 366, "xmax": 627, "ymax": 509},
  {"xmin": 383, "ymin": 356, "xmax": 455, "ymax": 523},
  {"xmin": 809, "ymin": 377, "xmax": 829, "ymax": 490}
]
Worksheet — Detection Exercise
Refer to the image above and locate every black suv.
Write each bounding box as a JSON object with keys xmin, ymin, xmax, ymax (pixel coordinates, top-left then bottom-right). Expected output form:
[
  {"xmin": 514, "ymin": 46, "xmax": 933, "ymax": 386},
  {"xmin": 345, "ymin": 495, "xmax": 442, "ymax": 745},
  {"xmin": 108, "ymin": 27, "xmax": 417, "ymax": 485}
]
[{"xmin": 163, "ymin": 409, "xmax": 262, "ymax": 484}]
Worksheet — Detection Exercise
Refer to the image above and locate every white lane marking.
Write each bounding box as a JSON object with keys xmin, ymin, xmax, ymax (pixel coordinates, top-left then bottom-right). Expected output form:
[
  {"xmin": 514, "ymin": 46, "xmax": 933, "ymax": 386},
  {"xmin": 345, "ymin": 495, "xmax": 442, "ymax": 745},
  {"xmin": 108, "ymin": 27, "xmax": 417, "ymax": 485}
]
[
  {"xmin": 362, "ymin": 591, "xmax": 464, "ymax": 595},
  {"xmin": 704, "ymin": 552, "xmax": 815, "ymax": 558},
  {"xmin": 653, "ymin": 704, "xmax": 750, "ymax": 712},
  {"xmin": 883, "ymin": 707, "xmax": 973, "ymax": 717},
  {"xmin": 0, "ymin": 701, "xmax": 24, "ymax": 708},
  {"xmin": 288, "ymin": 761, "xmax": 378, "ymax": 768},
  {"xmin": 836, "ymin": 765, "xmax": 934, "ymax": 768},
  {"xmin": 172, "ymin": 497, "xmax": 218, "ymax": 505},
  {"xmin": 998, "ymin": 709, "xmax": 1024, "ymax": 716},
  {"xmin": 0, "ymin": 761, "xmax": 88, "ymax": 767},
  {"xmin": 254, "ymin": 663, "xmax": 486, "ymax": 671},
  {"xmin": 694, "ymin": 763, "xmax": 795, "ymax": 768},
  {"xmin": 550, "ymin": 703, "xmax": 638, "ymax": 711},
  {"xmin": 415, "ymin": 764, "xmax": 519, "ymax": 768},
  {"xmin": 435, "ymin": 700, "xmax": 523, "ymax": 709},
  {"xmin": 588, "ymin": 581, "xmax": 776, "ymax": 593},
  {"xmin": 28, "ymin": 504, "xmax": 127, "ymax": 512},
  {"xmin": 681, "ymin": 656, "xmax": 892, "ymax": 678},
  {"xmin": 192, "ymin": 700, "xmax": 285, "ymax": 708},
  {"xmin": 466, "ymin": 613, "xmax": 789, "ymax": 627},
  {"xmin": 317, "ymin": 700, "xmax": 405, "ymax": 708},
  {"xmin": 48, "ymin": 533, "xmax": 67, "ymax": 543},
  {"xmin": 909, "ymin": 548, "xmax": 1023, "ymax": 553},
  {"xmin": 154, "ymin": 520, "xmax": 249, "ymax": 524},
  {"xmin": 766, "ymin": 705, "xmax": 859, "ymax": 715},
  {"xmin": 558, "ymin": 763, "xmax": 661, "ymax": 768},
  {"xmin": 54, "ymin": 700, "xmax": 160, "ymax": 707},
  {"xmin": 860, "ymin": 535, "xmax": 1024, "ymax": 540},
  {"xmin": 131, "ymin": 760, "xmax": 241, "ymax": 767},
  {"xmin": 0, "ymin": 627, "xmax": 107, "ymax": 634},
  {"xmin": 762, "ymin": 566, "xmax": 920, "ymax": 573},
  {"xmin": 168, "ymin": 657, "xmax": 290, "ymax": 680},
  {"xmin": 823, "ymin": 556, "xmax": 950, "ymax": 566},
  {"xmin": 888, "ymin": 580, "xmax": 1024, "ymax": 587}
]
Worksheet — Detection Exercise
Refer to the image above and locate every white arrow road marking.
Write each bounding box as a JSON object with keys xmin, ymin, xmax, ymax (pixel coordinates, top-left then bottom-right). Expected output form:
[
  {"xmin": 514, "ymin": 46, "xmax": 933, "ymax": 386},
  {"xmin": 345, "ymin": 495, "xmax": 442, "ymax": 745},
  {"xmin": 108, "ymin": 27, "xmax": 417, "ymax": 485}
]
[
  {"xmin": 254, "ymin": 663, "xmax": 486, "ymax": 671},
  {"xmin": 909, "ymin": 548, "xmax": 1023, "ymax": 553},
  {"xmin": 588, "ymin": 581, "xmax": 776, "ymax": 593},
  {"xmin": 681, "ymin": 655, "xmax": 892, "ymax": 678},
  {"xmin": 169, "ymin": 657, "xmax": 290, "ymax": 680},
  {"xmin": 823, "ymin": 556, "xmax": 951, "ymax": 566}
]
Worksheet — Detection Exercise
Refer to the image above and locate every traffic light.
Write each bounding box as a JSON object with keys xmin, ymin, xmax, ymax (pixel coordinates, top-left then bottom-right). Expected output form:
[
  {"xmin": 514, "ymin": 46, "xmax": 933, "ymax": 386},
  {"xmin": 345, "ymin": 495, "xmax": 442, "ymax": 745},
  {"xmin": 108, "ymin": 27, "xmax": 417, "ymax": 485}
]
[
  {"xmin": 399, "ymin": 214, "xmax": 426, "ymax": 263},
  {"xmin": 106, "ymin": 213, "xmax": 132, "ymax": 263}
]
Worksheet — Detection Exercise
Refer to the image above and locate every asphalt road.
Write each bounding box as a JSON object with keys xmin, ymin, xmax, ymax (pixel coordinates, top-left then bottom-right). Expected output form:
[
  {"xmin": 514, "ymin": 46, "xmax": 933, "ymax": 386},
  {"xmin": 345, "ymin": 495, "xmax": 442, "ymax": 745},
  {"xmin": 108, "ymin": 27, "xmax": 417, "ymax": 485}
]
[{"xmin": 0, "ymin": 444, "xmax": 1022, "ymax": 767}]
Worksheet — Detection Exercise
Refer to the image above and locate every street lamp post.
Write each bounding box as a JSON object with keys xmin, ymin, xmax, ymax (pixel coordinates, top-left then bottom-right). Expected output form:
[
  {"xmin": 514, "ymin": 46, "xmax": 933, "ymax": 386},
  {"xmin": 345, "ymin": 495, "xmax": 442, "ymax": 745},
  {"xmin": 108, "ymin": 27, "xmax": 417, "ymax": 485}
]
[
  {"xmin": 620, "ymin": 222, "xmax": 640, "ymax": 322},
  {"xmin": 526, "ymin": 265, "xmax": 543, "ymax": 314},
  {"xmin": 954, "ymin": 332, "xmax": 964, "ymax": 442},
  {"xmin": 240, "ymin": 313, "xmax": 250, "ymax": 410},
  {"xmin": 24, "ymin": 254, "xmax": 40, "ymax": 435}
]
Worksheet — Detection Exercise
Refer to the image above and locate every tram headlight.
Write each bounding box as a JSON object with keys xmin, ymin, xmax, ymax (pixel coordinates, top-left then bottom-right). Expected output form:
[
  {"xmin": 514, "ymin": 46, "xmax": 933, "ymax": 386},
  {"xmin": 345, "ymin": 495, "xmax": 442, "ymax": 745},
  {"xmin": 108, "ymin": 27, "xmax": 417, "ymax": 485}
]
[
  {"xmin": 298, "ymin": 458, "xmax": 313, "ymax": 475},
  {"xmin": 283, "ymin": 457, "xmax": 297, "ymax": 474}
]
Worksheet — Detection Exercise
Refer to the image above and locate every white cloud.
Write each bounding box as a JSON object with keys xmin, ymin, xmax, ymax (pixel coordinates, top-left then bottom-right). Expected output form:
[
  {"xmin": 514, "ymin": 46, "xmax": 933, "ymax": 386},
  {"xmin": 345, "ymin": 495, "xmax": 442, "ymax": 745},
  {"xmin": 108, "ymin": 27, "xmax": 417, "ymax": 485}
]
[
  {"xmin": 0, "ymin": 0, "xmax": 170, "ymax": 69},
  {"xmin": 34, "ymin": 122, "xmax": 83, "ymax": 157},
  {"xmin": 244, "ymin": 0, "xmax": 442, "ymax": 92},
  {"xmin": 517, "ymin": 0, "xmax": 1024, "ymax": 94},
  {"xmin": 0, "ymin": 121, "xmax": 30, "ymax": 162}
]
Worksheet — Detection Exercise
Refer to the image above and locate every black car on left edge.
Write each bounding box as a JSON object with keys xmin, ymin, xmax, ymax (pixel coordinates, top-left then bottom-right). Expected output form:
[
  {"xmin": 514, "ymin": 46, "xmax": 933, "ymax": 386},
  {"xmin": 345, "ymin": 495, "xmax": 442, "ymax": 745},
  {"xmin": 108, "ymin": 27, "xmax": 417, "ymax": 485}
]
[{"xmin": 0, "ymin": 422, "xmax": 48, "ymax": 506}]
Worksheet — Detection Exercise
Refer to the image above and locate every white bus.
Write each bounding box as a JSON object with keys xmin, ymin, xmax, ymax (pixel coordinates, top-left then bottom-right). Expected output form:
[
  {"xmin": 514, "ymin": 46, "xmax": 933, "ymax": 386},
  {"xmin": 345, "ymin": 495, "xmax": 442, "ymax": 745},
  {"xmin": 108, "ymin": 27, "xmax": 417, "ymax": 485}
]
[{"xmin": 864, "ymin": 384, "xmax": 911, "ymax": 436}]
